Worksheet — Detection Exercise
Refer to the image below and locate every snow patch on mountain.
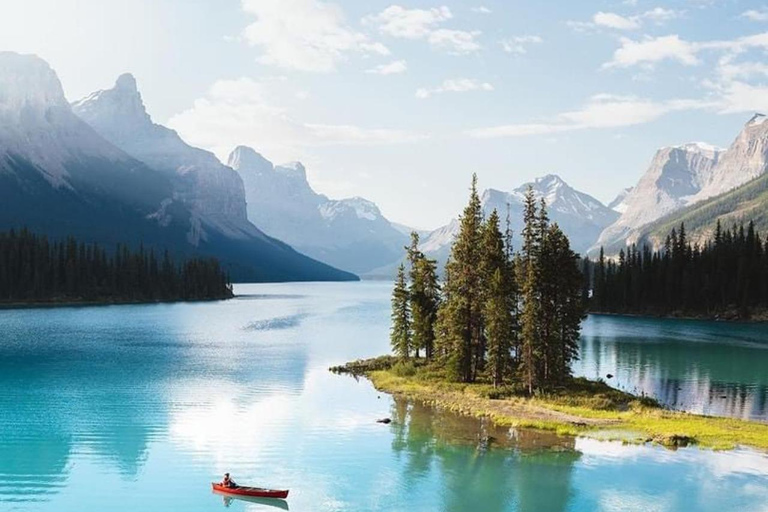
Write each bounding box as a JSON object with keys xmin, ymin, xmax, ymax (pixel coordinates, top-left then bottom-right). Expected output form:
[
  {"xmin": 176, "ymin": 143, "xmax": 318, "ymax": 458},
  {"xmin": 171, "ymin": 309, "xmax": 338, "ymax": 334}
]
[{"xmin": 607, "ymin": 187, "xmax": 633, "ymax": 214}]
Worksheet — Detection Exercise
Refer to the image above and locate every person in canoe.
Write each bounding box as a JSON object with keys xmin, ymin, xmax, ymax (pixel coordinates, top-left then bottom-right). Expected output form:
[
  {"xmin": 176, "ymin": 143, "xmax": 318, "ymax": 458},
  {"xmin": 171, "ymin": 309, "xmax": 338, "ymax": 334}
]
[{"xmin": 221, "ymin": 473, "xmax": 238, "ymax": 488}]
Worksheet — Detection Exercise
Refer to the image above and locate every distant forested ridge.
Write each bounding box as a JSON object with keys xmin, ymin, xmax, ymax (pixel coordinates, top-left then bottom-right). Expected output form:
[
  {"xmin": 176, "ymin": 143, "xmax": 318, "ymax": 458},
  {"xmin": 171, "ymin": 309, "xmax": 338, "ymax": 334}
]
[
  {"xmin": 588, "ymin": 220, "xmax": 768, "ymax": 319},
  {"xmin": 0, "ymin": 229, "xmax": 233, "ymax": 304}
]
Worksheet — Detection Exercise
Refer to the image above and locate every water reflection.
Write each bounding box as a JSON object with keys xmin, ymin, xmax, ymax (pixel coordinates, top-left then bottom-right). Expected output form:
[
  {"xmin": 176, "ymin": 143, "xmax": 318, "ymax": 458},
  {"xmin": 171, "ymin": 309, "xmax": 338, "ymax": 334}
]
[
  {"xmin": 389, "ymin": 398, "xmax": 580, "ymax": 512},
  {"xmin": 2, "ymin": 283, "xmax": 768, "ymax": 512},
  {"xmin": 577, "ymin": 315, "xmax": 768, "ymax": 420},
  {"xmin": 214, "ymin": 491, "xmax": 290, "ymax": 511}
]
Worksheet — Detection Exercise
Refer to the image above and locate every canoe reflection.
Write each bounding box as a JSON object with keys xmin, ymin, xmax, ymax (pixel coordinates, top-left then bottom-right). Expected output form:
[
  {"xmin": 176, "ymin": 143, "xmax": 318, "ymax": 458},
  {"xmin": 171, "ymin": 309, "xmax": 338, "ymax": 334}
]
[{"xmin": 213, "ymin": 490, "xmax": 290, "ymax": 511}]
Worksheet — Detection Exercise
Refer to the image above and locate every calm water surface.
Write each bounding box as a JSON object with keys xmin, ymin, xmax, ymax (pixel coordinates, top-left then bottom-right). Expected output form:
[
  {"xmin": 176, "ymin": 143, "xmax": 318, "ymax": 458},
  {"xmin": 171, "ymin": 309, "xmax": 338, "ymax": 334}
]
[{"xmin": 0, "ymin": 282, "xmax": 766, "ymax": 512}]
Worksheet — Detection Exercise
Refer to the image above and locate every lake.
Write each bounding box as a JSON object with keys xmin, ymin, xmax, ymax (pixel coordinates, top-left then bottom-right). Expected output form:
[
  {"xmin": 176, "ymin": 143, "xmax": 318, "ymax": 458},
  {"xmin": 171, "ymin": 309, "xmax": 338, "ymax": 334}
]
[{"xmin": 0, "ymin": 281, "xmax": 766, "ymax": 512}]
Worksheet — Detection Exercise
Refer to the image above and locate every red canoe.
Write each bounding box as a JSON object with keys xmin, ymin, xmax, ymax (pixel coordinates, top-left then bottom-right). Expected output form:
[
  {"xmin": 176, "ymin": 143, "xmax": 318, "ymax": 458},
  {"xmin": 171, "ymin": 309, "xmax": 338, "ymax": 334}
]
[{"xmin": 212, "ymin": 483, "xmax": 289, "ymax": 499}]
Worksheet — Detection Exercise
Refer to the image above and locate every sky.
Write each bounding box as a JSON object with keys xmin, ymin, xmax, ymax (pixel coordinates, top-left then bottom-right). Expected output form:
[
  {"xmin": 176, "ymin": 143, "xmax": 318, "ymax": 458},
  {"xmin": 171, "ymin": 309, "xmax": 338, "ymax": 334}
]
[{"xmin": 2, "ymin": 0, "xmax": 768, "ymax": 229}]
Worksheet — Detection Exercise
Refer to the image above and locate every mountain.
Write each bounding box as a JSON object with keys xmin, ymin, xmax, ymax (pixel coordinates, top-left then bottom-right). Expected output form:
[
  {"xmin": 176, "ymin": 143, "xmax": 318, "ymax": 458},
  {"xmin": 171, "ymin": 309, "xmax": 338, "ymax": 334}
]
[
  {"xmin": 418, "ymin": 174, "xmax": 618, "ymax": 269},
  {"xmin": 632, "ymin": 171, "xmax": 768, "ymax": 250},
  {"xmin": 0, "ymin": 52, "xmax": 186, "ymax": 244},
  {"xmin": 227, "ymin": 145, "xmax": 408, "ymax": 275},
  {"xmin": 590, "ymin": 142, "xmax": 724, "ymax": 256},
  {"xmin": 691, "ymin": 114, "xmax": 768, "ymax": 202},
  {"xmin": 0, "ymin": 53, "xmax": 355, "ymax": 282},
  {"xmin": 608, "ymin": 187, "xmax": 633, "ymax": 213},
  {"xmin": 592, "ymin": 115, "xmax": 768, "ymax": 255}
]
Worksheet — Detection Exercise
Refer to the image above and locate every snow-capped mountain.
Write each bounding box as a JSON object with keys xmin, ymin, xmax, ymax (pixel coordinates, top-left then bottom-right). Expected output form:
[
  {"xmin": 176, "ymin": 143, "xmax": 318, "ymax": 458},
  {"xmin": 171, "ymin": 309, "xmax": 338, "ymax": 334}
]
[
  {"xmin": 593, "ymin": 115, "xmax": 768, "ymax": 255},
  {"xmin": 0, "ymin": 52, "xmax": 179, "ymax": 238},
  {"xmin": 419, "ymin": 174, "xmax": 618, "ymax": 268},
  {"xmin": 0, "ymin": 53, "xmax": 354, "ymax": 282},
  {"xmin": 608, "ymin": 187, "xmax": 633, "ymax": 214},
  {"xmin": 590, "ymin": 142, "xmax": 724, "ymax": 255},
  {"xmin": 228, "ymin": 145, "xmax": 408, "ymax": 274},
  {"xmin": 72, "ymin": 74, "xmax": 252, "ymax": 243},
  {"xmin": 691, "ymin": 114, "xmax": 768, "ymax": 202}
]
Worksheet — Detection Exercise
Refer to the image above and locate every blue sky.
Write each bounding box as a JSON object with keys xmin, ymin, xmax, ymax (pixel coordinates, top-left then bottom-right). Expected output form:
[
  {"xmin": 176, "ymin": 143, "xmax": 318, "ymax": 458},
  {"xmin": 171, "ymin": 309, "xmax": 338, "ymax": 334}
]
[{"xmin": 2, "ymin": 0, "xmax": 768, "ymax": 228}]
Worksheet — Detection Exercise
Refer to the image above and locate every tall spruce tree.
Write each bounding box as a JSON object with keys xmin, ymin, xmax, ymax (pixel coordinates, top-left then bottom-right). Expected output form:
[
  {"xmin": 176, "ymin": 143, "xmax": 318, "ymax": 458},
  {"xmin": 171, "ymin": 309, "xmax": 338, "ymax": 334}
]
[
  {"xmin": 436, "ymin": 174, "xmax": 484, "ymax": 382},
  {"xmin": 407, "ymin": 232, "xmax": 440, "ymax": 360},
  {"xmin": 390, "ymin": 264, "xmax": 412, "ymax": 359},
  {"xmin": 481, "ymin": 210, "xmax": 516, "ymax": 386},
  {"xmin": 517, "ymin": 186, "xmax": 542, "ymax": 393}
]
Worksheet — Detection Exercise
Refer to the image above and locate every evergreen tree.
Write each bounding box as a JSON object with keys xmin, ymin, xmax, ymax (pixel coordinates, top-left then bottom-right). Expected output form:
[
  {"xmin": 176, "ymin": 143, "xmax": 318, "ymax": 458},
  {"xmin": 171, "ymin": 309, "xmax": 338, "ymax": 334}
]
[
  {"xmin": 517, "ymin": 186, "xmax": 542, "ymax": 394},
  {"xmin": 481, "ymin": 210, "xmax": 515, "ymax": 387},
  {"xmin": 407, "ymin": 232, "xmax": 440, "ymax": 360},
  {"xmin": 390, "ymin": 264, "xmax": 412, "ymax": 359},
  {"xmin": 436, "ymin": 174, "xmax": 485, "ymax": 382}
]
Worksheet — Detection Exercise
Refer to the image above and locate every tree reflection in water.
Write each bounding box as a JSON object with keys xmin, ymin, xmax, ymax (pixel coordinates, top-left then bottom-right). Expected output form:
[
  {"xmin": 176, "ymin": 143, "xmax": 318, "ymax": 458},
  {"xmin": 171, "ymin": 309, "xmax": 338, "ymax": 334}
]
[{"xmin": 389, "ymin": 397, "xmax": 580, "ymax": 512}]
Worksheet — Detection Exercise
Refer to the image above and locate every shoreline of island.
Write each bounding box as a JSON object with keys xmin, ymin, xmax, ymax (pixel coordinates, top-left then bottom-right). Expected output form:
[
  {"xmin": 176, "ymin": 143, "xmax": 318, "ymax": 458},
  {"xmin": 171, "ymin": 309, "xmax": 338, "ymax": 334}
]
[{"xmin": 331, "ymin": 356, "xmax": 768, "ymax": 452}]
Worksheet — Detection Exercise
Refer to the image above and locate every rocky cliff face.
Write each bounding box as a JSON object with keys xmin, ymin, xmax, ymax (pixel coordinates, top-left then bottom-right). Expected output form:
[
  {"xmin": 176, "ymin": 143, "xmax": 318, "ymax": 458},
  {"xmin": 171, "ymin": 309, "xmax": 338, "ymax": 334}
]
[
  {"xmin": 228, "ymin": 145, "xmax": 407, "ymax": 274},
  {"xmin": 692, "ymin": 114, "xmax": 768, "ymax": 202},
  {"xmin": 73, "ymin": 75, "xmax": 251, "ymax": 243},
  {"xmin": 591, "ymin": 142, "xmax": 723, "ymax": 255}
]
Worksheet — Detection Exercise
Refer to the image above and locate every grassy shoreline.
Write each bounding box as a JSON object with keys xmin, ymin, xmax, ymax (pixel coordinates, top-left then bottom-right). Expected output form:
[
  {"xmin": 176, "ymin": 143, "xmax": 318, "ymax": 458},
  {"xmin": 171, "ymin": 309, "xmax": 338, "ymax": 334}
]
[{"xmin": 331, "ymin": 356, "xmax": 768, "ymax": 451}]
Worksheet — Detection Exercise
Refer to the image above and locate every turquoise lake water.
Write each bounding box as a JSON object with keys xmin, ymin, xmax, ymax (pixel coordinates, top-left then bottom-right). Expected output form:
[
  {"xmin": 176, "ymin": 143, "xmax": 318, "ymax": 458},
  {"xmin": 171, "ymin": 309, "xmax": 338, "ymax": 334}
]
[{"xmin": 0, "ymin": 281, "xmax": 766, "ymax": 511}]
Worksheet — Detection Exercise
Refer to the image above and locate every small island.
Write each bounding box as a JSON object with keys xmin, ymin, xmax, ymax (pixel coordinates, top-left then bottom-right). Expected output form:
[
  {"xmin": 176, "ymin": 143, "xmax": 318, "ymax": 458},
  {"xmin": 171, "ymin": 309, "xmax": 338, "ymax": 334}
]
[
  {"xmin": 332, "ymin": 176, "xmax": 768, "ymax": 451},
  {"xmin": 0, "ymin": 228, "xmax": 233, "ymax": 307}
]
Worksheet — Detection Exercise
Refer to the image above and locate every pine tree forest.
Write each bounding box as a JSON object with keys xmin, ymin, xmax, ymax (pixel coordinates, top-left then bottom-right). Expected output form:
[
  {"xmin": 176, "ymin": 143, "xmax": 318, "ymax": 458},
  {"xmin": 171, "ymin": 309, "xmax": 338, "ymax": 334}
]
[
  {"xmin": 0, "ymin": 229, "xmax": 233, "ymax": 303},
  {"xmin": 589, "ymin": 220, "xmax": 768, "ymax": 319},
  {"xmin": 390, "ymin": 175, "xmax": 586, "ymax": 392}
]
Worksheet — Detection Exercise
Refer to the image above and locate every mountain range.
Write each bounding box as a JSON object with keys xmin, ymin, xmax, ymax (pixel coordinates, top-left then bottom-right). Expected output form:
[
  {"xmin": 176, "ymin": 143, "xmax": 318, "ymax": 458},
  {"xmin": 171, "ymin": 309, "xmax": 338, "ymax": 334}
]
[
  {"xmin": 3, "ymin": 51, "xmax": 766, "ymax": 279},
  {"xmin": 0, "ymin": 52, "xmax": 355, "ymax": 282},
  {"xmin": 391, "ymin": 175, "xmax": 618, "ymax": 275},
  {"xmin": 593, "ymin": 114, "xmax": 768, "ymax": 256}
]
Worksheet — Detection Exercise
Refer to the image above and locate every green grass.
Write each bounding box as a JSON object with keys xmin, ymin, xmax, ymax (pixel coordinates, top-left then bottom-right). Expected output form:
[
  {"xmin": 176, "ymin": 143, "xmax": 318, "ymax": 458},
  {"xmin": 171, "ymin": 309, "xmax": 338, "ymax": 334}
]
[{"xmin": 332, "ymin": 357, "xmax": 768, "ymax": 451}]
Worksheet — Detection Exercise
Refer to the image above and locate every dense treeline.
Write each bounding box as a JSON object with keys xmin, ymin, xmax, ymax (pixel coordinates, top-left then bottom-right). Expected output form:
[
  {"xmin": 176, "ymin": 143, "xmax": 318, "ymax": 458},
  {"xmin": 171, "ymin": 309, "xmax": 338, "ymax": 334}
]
[
  {"xmin": 589, "ymin": 220, "xmax": 768, "ymax": 318},
  {"xmin": 0, "ymin": 229, "xmax": 233, "ymax": 304},
  {"xmin": 391, "ymin": 175, "xmax": 585, "ymax": 392}
]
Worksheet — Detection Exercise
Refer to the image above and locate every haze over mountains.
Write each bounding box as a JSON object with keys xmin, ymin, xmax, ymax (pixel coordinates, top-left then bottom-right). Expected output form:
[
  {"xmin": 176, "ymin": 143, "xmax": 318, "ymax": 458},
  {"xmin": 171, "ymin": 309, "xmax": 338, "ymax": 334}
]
[
  {"xmin": 0, "ymin": 52, "xmax": 355, "ymax": 282},
  {"xmin": 227, "ymin": 145, "xmax": 408, "ymax": 275}
]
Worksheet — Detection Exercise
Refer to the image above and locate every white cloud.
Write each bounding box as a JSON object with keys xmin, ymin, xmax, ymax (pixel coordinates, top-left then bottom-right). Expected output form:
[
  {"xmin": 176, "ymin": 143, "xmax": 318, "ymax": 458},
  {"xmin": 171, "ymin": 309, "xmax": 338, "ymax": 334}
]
[
  {"xmin": 467, "ymin": 93, "xmax": 713, "ymax": 137},
  {"xmin": 366, "ymin": 59, "xmax": 407, "ymax": 75},
  {"xmin": 501, "ymin": 35, "xmax": 543, "ymax": 54},
  {"xmin": 741, "ymin": 9, "xmax": 768, "ymax": 21},
  {"xmin": 241, "ymin": 0, "xmax": 389, "ymax": 73},
  {"xmin": 364, "ymin": 5, "xmax": 481, "ymax": 54},
  {"xmin": 570, "ymin": 8, "xmax": 682, "ymax": 32},
  {"xmin": 416, "ymin": 78, "xmax": 494, "ymax": 98},
  {"xmin": 168, "ymin": 78, "xmax": 421, "ymax": 162},
  {"xmin": 364, "ymin": 5, "xmax": 452, "ymax": 39},
  {"xmin": 472, "ymin": 6, "xmax": 492, "ymax": 14},
  {"xmin": 708, "ymin": 80, "xmax": 768, "ymax": 114},
  {"xmin": 604, "ymin": 31, "xmax": 768, "ymax": 69},
  {"xmin": 594, "ymin": 12, "xmax": 641, "ymax": 30},
  {"xmin": 604, "ymin": 35, "xmax": 700, "ymax": 68},
  {"xmin": 428, "ymin": 29, "xmax": 482, "ymax": 54},
  {"xmin": 643, "ymin": 7, "xmax": 682, "ymax": 23}
]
